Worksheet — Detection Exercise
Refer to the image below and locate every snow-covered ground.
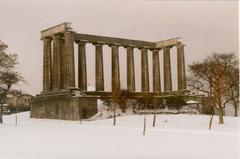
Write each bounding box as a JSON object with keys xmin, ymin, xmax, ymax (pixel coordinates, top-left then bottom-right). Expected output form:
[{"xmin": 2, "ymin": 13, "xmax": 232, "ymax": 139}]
[{"xmin": 0, "ymin": 112, "xmax": 239, "ymax": 159}]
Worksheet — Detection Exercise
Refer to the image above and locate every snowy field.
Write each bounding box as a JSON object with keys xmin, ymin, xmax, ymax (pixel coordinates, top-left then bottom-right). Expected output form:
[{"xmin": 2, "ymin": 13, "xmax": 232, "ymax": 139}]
[{"xmin": 0, "ymin": 112, "xmax": 239, "ymax": 159}]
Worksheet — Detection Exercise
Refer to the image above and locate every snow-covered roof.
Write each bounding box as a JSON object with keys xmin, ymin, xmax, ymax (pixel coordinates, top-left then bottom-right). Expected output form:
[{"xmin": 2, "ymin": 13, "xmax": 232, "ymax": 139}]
[
  {"xmin": 186, "ymin": 100, "xmax": 200, "ymax": 104},
  {"xmin": 87, "ymin": 86, "xmax": 95, "ymax": 91}
]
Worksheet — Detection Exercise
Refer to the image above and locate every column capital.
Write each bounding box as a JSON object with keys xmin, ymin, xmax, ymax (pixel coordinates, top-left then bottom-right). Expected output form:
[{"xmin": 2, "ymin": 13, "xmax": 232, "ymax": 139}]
[
  {"xmin": 109, "ymin": 43, "xmax": 121, "ymax": 48},
  {"xmin": 150, "ymin": 48, "xmax": 160, "ymax": 52},
  {"xmin": 138, "ymin": 47, "xmax": 148, "ymax": 51},
  {"xmin": 53, "ymin": 34, "xmax": 62, "ymax": 40},
  {"xmin": 42, "ymin": 36, "xmax": 52, "ymax": 41},
  {"xmin": 124, "ymin": 45, "xmax": 136, "ymax": 49},
  {"xmin": 163, "ymin": 46, "xmax": 172, "ymax": 50},
  {"xmin": 92, "ymin": 42, "xmax": 104, "ymax": 47},
  {"xmin": 176, "ymin": 43, "xmax": 186, "ymax": 46},
  {"xmin": 76, "ymin": 40, "xmax": 87, "ymax": 45},
  {"xmin": 125, "ymin": 46, "xmax": 134, "ymax": 52},
  {"xmin": 176, "ymin": 44, "xmax": 186, "ymax": 49},
  {"xmin": 93, "ymin": 41, "xmax": 105, "ymax": 45}
]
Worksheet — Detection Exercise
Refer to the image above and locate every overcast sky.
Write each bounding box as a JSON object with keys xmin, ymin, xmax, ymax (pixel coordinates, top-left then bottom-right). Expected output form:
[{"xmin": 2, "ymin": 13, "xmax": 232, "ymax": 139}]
[{"xmin": 0, "ymin": 0, "xmax": 238, "ymax": 95}]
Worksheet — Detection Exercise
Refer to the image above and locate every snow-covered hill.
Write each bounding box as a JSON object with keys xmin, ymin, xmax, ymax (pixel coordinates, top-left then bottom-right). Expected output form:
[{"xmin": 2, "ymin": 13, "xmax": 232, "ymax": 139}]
[{"xmin": 0, "ymin": 112, "xmax": 239, "ymax": 159}]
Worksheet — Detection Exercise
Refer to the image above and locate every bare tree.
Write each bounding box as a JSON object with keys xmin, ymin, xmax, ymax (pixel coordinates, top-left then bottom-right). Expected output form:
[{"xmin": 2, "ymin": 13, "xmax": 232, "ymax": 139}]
[
  {"xmin": 223, "ymin": 67, "xmax": 239, "ymax": 116},
  {"xmin": 112, "ymin": 88, "xmax": 120, "ymax": 126},
  {"xmin": 142, "ymin": 93, "xmax": 149, "ymax": 135},
  {"xmin": 0, "ymin": 50, "xmax": 24, "ymax": 124},
  {"xmin": 152, "ymin": 95, "xmax": 157, "ymax": 127},
  {"xmin": 188, "ymin": 53, "xmax": 238, "ymax": 126}
]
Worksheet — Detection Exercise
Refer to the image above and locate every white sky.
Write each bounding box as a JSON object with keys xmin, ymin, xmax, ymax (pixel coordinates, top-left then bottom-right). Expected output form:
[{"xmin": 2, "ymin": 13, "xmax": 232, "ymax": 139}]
[{"xmin": 0, "ymin": 0, "xmax": 238, "ymax": 95}]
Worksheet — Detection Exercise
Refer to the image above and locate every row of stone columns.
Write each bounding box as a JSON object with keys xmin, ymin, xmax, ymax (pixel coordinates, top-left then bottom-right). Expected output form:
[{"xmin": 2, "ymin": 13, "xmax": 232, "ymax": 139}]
[
  {"xmin": 42, "ymin": 32, "xmax": 76, "ymax": 92},
  {"xmin": 43, "ymin": 33, "xmax": 186, "ymax": 93},
  {"xmin": 76, "ymin": 42, "xmax": 186, "ymax": 93}
]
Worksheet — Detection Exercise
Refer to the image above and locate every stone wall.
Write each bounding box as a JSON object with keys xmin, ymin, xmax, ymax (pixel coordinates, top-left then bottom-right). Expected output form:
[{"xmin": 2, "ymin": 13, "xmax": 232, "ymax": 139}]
[{"xmin": 31, "ymin": 93, "xmax": 97, "ymax": 120}]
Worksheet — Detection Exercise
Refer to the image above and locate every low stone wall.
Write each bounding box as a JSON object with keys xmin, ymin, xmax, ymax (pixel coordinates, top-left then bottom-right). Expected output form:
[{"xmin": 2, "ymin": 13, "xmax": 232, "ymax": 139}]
[{"xmin": 31, "ymin": 93, "xmax": 98, "ymax": 120}]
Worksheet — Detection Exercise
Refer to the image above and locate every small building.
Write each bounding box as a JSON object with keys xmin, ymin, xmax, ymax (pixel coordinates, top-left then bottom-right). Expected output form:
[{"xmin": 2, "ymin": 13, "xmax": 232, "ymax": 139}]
[
  {"xmin": 186, "ymin": 100, "xmax": 200, "ymax": 109},
  {"xmin": 6, "ymin": 94, "xmax": 34, "ymax": 112}
]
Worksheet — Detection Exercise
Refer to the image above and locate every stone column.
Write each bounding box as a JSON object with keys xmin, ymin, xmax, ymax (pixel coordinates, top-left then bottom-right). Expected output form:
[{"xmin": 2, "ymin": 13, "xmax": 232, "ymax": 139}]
[
  {"xmin": 111, "ymin": 45, "xmax": 120, "ymax": 93},
  {"xmin": 126, "ymin": 46, "xmax": 135, "ymax": 92},
  {"xmin": 64, "ymin": 31, "xmax": 75, "ymax": 88},
  {"xmin": 43, "ymin": 37, "xmax": 52, "ymax": 92},
  {"xmin": 52, "ymin": 34, "xmax": 62, "ymax": 90},
  {"xmin": 177, "ymin": 44, "xmax": 186, "ymax": 90},
  {"xmin": 163, "ymin": 47, "xmax": 172, "ymax": 92},
  {"xmin": 140, "ymin": 48, "xmax": 149, "ymax": 92},
  {"xmin": 152, "ymin": 49, "xmax": 161, "ymax": 93},
  {"xmin": 60, "ymin": 38, "xmax": 65, "ymax": 89},
  {"xmin": 94, "ymin": 43, "xmax": 104, "ymax": 91},
  {"xmin": 78, "ymin": 41, "xmax": 87, "ymax": 91}
]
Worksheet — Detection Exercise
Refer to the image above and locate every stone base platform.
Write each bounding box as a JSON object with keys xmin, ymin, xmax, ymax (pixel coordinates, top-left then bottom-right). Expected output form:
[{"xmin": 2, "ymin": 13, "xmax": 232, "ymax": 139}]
[{"xmin": 31, "ymin": 90, "xmax": 98, "ymax": 120}]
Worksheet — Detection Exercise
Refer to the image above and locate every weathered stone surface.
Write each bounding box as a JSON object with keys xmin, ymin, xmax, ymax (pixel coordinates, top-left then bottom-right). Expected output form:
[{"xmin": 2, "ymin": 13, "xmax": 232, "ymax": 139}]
[
  {"xmin": 64, "ymin": 31, "xmax": 75, "ymax": 88},
  {"xmin": 74, "ymin": 33, "xmax": 155, "ymax": 48},
  {"xmin": 31, "ymin": 92, "xmax": 97, "ymax": 120},
  {"xmin": 95, "ymin": 43, "xmax": 104, "ymax": 91},
  {"xmin": 52, "ymin": 34, "xmax": 62, "ymax": 90},
  {"xmin": 73, "ymin": 34, "xmax": 181, "ymax": 49},
  {"xmin": 60, "ymin": 38, "xmax": 65, "ymax": 89},
  {"xmin": 111, "ymin": 45, "xmax": 120, "ymax": 93},
  {"xmin": 155, "ymin": 37, "xmax": 181, "ymax": 48},
  {"xmin": 177, "ymin": 44, "xmax": 186, "ymax": 90},
  {"xmin": 163, "ymin": 47, "xmax": 172, "ymax": 92},
  {"xmin": 41, "ymin": 22, "xmax": 72, "ymax": 39},
  {"xmin": 140, "ymin": 48, "xmax": 149, "ymax": 92},
  {"xmin": 152, "ymin": 49, "xmax": 161, "ymax": 93},
  {"xmin": 126, "ymin": 47, "xmax": 135, "ymax": 92},
  {"xmin": 78, "ymin": 42, "xmax": 87, "ymax": 91},
  {"xmin": 42, "ymin": 37, "xmax": 52, "ymax": 92},
  {"xmin": 73, "ymin": 96, "xmax": 98, "ymax": 119}
]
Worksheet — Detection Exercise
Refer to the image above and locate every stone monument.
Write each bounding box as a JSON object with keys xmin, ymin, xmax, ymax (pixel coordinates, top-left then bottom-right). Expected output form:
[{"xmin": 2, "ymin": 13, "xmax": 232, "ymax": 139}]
[{"xmin": 31, "ymin": 22, "xmax": 187, "ymax": 120}]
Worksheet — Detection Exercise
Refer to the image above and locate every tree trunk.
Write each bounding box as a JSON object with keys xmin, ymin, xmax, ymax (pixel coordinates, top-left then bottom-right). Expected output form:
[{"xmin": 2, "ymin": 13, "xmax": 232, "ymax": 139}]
[
  {"xmin": 209, "ymin": 114, "xmax": 214, "ymax": 130},
  {"xmin": 218, "ymin": 108, "xmax": 224, "ymax": 124},
  {"xmin": 234, "ymin": 103, "xmax": 238, "ymax": 117},
  {"xmin": 143, "ymin": 113, "xmax": 146, "ymax": 135},
  {"xmin": 15, "ymin": 112, "xmax": 18, "ymax": 126},
  {"xmin": 152, "ymin": 99, "xmax": 157, "ymax": 127},
  {"xmin": 113, "ymin": 102, "xmax": 116, "ymax": 126},
  {"xmin": 79, "ymin": 105, "xmax": 82, "ymax": 124},
  {"xmin": 0, "ymin": 104, "xmax": 3, "ymax": 124},
  {"xmin": 152, "ymin": 112, "xmax": 156, "ymax": 127},
  {"xmin": 209, "ymin": 103, "xmax": 214, "ymax": 130},
  {"xmin": 143, "ymin": 98, "xmax": 147, "ymax": 135}
]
